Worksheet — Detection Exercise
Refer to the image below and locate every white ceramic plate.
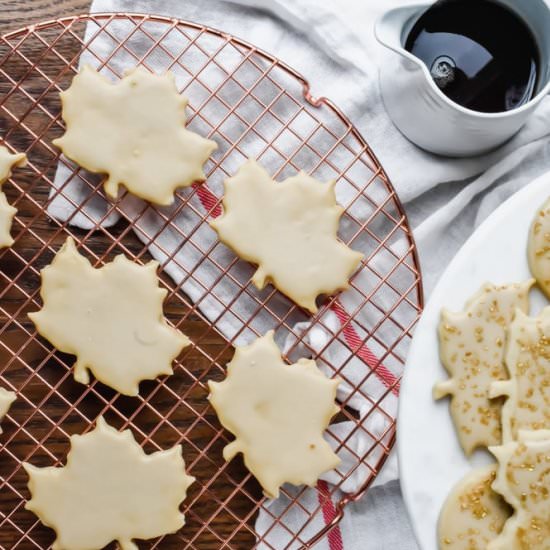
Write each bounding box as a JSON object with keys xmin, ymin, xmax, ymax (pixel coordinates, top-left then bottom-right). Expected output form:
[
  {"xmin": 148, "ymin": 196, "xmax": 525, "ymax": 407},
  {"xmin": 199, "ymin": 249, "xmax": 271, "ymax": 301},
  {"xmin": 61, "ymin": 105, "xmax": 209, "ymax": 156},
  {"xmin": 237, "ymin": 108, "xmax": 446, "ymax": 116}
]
[{"xmin": 398, "ymin": 173, "xmax": 550, "ymax": 550}]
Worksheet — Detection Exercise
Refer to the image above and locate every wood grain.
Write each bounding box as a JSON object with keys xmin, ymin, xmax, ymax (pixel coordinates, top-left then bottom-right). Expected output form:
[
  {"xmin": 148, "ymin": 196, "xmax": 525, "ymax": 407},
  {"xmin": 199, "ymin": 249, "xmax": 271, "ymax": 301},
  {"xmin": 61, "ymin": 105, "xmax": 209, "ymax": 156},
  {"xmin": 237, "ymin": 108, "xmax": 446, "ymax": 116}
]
[
  {"xmin": 0, "ymin": 8, "xmax": 259, "ymax": 549},
  {"xmin": 0, "ymin": 0, "xmax": 91, "ymax": 33}
]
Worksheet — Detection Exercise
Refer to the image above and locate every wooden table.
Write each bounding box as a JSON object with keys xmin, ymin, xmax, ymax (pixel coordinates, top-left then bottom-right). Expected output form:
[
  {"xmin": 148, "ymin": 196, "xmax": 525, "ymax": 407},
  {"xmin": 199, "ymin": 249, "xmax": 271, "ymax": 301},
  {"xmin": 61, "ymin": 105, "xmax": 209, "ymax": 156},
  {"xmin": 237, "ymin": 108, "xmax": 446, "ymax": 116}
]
[
  {"xmin": 0, "ymin": 5, "xmax": 261, "ymax": 549},
  {"xmin": 0, "ymin": 1, "xmax": 91, "ymax": 32}
]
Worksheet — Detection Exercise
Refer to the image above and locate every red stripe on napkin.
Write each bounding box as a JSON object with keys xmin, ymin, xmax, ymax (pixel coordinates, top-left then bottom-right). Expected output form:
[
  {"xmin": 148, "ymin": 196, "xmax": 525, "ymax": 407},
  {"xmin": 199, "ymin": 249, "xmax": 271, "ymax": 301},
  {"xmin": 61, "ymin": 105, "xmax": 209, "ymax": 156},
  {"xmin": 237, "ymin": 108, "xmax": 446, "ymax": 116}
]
[
  {"xmin": 330, "ymin": 301, "xmax": 400, "ymax": 396},
  {"xmin": 195, "ymin": 183, "xmax": 222, "ymax": 218},
  {"xmin": 317, "ymin": 480, "xmax": 344, "ymax": 550}
]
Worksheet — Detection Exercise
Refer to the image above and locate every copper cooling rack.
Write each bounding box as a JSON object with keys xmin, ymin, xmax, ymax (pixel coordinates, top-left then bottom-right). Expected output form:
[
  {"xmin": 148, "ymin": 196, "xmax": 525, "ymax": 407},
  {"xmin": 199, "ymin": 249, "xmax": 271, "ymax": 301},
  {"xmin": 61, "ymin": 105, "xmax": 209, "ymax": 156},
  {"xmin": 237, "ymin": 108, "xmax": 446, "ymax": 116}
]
[{"xmin": 0, "ymin": 13, "xmax": 423, "ymax": 549}]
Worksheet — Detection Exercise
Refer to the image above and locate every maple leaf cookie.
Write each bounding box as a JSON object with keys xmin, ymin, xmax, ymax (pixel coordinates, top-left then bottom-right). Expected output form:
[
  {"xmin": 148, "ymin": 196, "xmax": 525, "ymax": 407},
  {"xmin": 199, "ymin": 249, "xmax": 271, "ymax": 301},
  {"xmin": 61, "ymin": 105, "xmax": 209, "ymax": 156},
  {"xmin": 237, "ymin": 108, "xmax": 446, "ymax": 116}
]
[
  {"xmin": 0, "ymin": 193, "xmax": 17, "ymax": 250},
  {"xmin": 489, "ymin": 431, "xmax": 550, "ymax": 550},
  {"xmin": 528, "ymin": 196, "xmax": 550, "ymax": 298},
  {"xmin": 491, "ymin": 307, "xmax": 550, "ymax": 442},
  {"xmin": 29, "ymin": 237, "xmax": 189, "ymax": 396},
  {"xmin": 0, "ymin": 144, "xmax": 26, "ymax": 248},
  {"xmin": 24, "ymin": 417, "xmax": 195, "ymax": 550},
  {"xmin": 438, "ymin": 465, "xmax": 511, "ymax": 550},
  {"xmin": 434, "ymin": 281, "xmax": 532, "ymax": 455},
  {"xmin": 0, "ymin": 388, "xmax": 15, "ymax": 435},
  {"xmin": 53, "ymin": 65, "xmax": 217, "ymax": 205},
  {"xmin": 210, "ymin": 159, "xmax": 363, "ymax": 313},
  {"xmin": 0, "ymin": 145, "xmax": 26, "ymax": 183},
  {"xmin": 208, "ymin": 331, "xmax": 340, "ymax": 498}
]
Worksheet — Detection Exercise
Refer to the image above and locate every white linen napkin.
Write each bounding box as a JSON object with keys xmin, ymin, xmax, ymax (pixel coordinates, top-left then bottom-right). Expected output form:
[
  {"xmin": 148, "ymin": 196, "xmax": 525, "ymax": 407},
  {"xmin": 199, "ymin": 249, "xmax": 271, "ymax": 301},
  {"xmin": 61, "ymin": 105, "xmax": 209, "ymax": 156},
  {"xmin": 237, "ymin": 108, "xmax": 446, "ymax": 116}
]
[{"xmin": 46, "ymin": 0, "xmax": 550, "ymax": 548}]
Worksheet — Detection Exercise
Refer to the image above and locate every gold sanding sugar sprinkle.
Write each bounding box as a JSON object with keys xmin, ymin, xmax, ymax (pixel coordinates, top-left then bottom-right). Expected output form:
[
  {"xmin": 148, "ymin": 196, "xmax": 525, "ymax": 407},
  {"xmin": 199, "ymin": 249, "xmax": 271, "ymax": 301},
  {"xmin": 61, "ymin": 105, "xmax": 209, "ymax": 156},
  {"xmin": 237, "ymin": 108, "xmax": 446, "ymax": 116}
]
[
  {"xmin": 517, "ymin": 444, "xmax": 528, "ymax": 455},
  {"xmin": 519, "ymin": 462, "xmax": 536, "ymax": 472},
  {"xmin": 474, "ymin": 326, "xmax": 484, "ymax": 343},
  {"xmin": 519, "ymin": 333, "xmax": 550, "ymax": 362},
  {"xmin": 516, "ymin": 361, "xmax": 529, "ymax": 376},
  {"xmin": 459, "ymin": 477, "xmax": 493, "ymax": 520},
  {"xmin": 518, "ymin": 400, "xmax": 538, "ymax": 413}
]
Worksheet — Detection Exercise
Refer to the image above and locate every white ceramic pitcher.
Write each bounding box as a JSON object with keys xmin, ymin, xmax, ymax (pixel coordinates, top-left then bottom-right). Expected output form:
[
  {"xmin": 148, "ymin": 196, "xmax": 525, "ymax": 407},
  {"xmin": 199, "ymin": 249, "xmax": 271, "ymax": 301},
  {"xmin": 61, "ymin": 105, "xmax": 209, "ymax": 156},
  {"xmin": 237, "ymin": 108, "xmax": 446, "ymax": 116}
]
[{"xmin": 375, "ymin": 1, "xmax": 550, "ymax": 157}]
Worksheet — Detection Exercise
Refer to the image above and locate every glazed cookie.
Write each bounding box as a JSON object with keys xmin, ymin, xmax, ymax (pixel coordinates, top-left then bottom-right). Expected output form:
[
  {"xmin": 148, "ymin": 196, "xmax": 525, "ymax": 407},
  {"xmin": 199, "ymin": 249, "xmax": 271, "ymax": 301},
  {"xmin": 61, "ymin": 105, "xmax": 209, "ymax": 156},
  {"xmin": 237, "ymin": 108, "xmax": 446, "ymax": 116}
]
[
  {"xmin": 0, "ymin": 144, "xmax": 26, "ymax": 248},
  {"xmin": 0, "ymin": 193, "xmax": 17, "ymax": 249},
  {"xmin": 208, "ymin": 331, "xmax": 340, "ymax": 498},
  {"xmin": 29, "ymin": 237, "xmax": 189, "ymax": 396},
  {"xmin": 0, "ymin": 146, "xmax": 26, "ymax": 183},
  {"xmin": 489, "ymin": 431, "xmax": 550, "ymax": 550},
  {"xmin": 434, "ymin": 281, "xmax": 532, "ymax": 455},
  {"xmin": 24, "ymin": 417, "xmax": 194, "ymax": 550},
  {"xmin": 210, "ymin": 159, "xmax": 363, "ymax": 313},
  {"xmin": 528, "ymin": 196, "xmax": 550, "ymax": 298},
  {"xmin": 438, "ymin": 464, "xmax": 511, "ymax": 550},
  {"xmin": 0, "ymin": 388, "xmax": 15, "ymax": 434},
  {"xmin": 53, "ymin": 65, "xmax": 217, "ymax": 205},
  {"xmin": 491, "ymin": 307, "xmax": 550, "ymax": 442}
]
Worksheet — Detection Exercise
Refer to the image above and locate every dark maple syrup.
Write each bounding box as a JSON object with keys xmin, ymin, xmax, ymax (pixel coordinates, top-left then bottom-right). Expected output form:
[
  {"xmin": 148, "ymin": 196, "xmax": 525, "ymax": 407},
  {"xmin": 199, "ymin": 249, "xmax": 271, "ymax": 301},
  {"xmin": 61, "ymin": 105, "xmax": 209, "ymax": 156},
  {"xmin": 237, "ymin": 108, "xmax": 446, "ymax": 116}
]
[{"xmin": 405, "ymin": 0, "xmax": 540, "ymax": 113}]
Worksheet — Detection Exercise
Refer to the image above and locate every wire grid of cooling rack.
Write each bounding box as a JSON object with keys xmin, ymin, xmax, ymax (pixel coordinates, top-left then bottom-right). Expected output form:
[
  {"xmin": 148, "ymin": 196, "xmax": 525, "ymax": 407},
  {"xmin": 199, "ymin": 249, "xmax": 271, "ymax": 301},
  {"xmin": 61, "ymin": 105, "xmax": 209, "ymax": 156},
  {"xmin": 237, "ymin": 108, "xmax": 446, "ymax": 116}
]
[{"xmin": 0, "ymin": 13, "xmax": 423, "ymax": 549}]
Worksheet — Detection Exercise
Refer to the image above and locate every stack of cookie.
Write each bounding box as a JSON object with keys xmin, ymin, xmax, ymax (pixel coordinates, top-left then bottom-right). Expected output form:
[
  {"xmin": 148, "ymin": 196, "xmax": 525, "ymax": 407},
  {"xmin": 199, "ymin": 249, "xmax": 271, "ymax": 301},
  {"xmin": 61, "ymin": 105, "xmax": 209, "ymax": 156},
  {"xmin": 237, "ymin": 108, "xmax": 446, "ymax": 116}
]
[{"xmin": 434, "ymin": 199, "xmax": 550, "ymax": 549}]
